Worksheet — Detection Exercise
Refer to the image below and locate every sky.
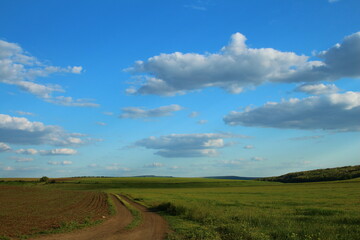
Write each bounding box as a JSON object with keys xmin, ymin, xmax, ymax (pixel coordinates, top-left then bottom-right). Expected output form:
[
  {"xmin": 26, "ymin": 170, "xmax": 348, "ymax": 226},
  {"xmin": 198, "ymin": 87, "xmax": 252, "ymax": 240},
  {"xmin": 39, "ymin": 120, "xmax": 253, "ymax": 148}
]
[{"xmin": 0, "ymin": 0, "xmax": 359, "ymax": 178}]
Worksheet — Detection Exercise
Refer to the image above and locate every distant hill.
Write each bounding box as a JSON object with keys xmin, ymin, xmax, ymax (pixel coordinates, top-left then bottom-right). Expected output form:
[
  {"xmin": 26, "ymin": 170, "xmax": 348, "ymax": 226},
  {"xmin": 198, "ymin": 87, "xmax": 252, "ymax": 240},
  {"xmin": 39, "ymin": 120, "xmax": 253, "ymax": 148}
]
[
  {"xmin": 204, "ymin": 176, "xmax": 258, "ymax": 180},
  {"xmin": 259, "ymin": 165, "xmax": 360, "ymax": 183},
  {"xmin": 133, "ymin": 175, "xmax": 173, "ymax": 178}
]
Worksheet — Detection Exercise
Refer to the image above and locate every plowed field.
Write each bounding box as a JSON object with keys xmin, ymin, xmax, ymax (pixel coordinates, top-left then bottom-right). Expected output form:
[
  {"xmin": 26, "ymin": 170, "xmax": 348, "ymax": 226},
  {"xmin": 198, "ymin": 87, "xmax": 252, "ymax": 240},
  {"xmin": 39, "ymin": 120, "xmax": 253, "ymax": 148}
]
[{"xmin": 0, "ymin": 185, "xmax": 110, "ymax": 239}]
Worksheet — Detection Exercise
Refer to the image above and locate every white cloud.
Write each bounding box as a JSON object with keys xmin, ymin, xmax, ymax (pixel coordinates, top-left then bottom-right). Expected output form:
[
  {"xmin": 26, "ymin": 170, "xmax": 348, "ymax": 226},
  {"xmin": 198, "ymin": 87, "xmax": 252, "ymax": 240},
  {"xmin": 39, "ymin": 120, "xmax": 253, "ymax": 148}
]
[
  {"xmin": 0, "ymin": 142, "xmax": 11, "ymax": 152},
  {"xmin": 48, "ymin": 161, "xmax": 72, "ymax": 165},
  {"xmin": 197, "ymin": 120, "xmax": 208, "ymax": 125},
  {"xmin": 135, "ymin": 133, "xmax": 247, "ymax": 158},
  {"xmin": 15, "ymin": 111, "xmax": 35, "ymax": 116},
  {"xmin": 169, "ymin": 165, "xmax": 180, "ymax": 170},
  {"xmin": 295, "ymin": 83, "xmax": 340, "ymax": 95},
  {"xmin": 251, "ymin": 157, "xmax": 266, "ymax": 161},
  {"xmin": 10, "ymin": 156, "xmax": 33, "ymax": 162},
  {"xmin": 224, "ymin": 91, "xmax": 360, "ymax": 132},
  {"xmin": 103, "ymin": 112, "xmax": 114, "ymax": 116},
  {"xmin": 0, "ymin": 114, "xmax": 85, "ymax": 145},
  {"xmin": 289, "ymin": 135, "xmax": 324, "ymax": 141},
  {"xmin": 126, "ymin": 32, "xmax": 360, "ymax": 96},
  {"xmin": 70, "ymin": 66, "xmax": 83, "ymax": 74},
  {"xmin": 40, "ymin": 148, "xmax": 77, "ymax": 155},
  {"xmin": 0, "ymin": 39, "xmax": 97, "ymax": 107},
  {"xmin": 184, "ymin": 4, "xmax": 207, "ymax": 11},
  {"xmin": 189, "ymin": 111, "xmax": 199, "ymax": 118},
  {"xmin": 2, "ymin": 166, "xmax": 14, "ymax": 171},
  {"xmin": 96, "ymin": 122, "xmax": 107, "ymax": 126},
  {"xmin": 120, "ymin": 104, "xmax": 183, "ymax": 119},
  {"xmin": 144, "ymin": 162, "xmax": 164, "ymax": 168},
  {"xmin": 243, "ymin": 145, "xmax": 254, "ymax": 149},
  {"xmin": 218, "ymin": 159, "xmax": 244, "ymax": 166},
  {"xmin": 45, "ymin": 96, "xmax": 99, "ymax": 107},
  {"xmin": 105, "ymin": 163, "xmax": 130, "ymax": 171},
  {"xmin": 14, "ymin": 148, "xmax": 38, "ymax": 155}
]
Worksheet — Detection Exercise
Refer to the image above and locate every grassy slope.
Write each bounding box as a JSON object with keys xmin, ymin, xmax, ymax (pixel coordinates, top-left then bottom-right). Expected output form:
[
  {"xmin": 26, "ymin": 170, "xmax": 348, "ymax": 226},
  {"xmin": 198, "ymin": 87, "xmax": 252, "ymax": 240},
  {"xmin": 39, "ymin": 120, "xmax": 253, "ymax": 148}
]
[{"xmin": 259, "ymin": 165, "xmax": 360, "ymax": 183}]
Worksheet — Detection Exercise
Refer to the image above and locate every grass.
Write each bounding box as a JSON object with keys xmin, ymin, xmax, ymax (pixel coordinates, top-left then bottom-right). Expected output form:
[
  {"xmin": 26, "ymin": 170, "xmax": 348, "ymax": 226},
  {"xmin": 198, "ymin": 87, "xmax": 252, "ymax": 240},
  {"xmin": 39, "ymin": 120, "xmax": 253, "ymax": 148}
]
[
  {"xmin": 115, "ymin": 194, "xmax": 142, "ymax": 230},
  {"xmin": 107, "ymin": 194, "xmax": 117, "ymax": 216},
  {"xmin": 112, "ymin": 178, "xmax": 360, "ymax": 240}
]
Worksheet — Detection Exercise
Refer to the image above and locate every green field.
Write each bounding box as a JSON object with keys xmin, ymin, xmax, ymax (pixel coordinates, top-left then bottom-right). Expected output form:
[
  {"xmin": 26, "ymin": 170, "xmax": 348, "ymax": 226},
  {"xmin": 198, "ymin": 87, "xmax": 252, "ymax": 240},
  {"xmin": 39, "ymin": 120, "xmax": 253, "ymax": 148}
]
[{"xmin": 1, "ymin": 177, "xmax": 359, "ymax": 240}]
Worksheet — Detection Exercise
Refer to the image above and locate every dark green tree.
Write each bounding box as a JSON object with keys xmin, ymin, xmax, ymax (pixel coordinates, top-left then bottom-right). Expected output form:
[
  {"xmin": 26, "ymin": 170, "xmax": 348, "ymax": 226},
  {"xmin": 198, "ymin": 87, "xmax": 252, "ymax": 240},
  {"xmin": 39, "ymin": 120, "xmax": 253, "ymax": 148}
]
[{"xmin": 39, "ymin": 176, "xmax": 49, "ymax": 183}]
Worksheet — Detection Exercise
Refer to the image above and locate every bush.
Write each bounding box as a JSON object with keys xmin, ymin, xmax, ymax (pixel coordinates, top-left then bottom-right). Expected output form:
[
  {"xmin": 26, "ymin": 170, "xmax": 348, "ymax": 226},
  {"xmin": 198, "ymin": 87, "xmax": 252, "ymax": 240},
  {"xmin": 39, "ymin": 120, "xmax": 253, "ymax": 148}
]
[
  {"xmin": 157, "ymin": 202, "xmax": 187, "ymax": 216},
  {"xmin": 39, "ymin": 176, "xmax": 49, "ymax": 183}
]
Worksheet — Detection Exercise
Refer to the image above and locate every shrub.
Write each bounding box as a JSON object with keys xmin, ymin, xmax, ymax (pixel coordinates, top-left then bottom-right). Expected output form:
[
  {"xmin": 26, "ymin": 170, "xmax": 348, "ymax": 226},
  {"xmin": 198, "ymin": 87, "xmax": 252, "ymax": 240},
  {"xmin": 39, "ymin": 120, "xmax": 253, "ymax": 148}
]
[
  {"xmin": 157, "ymin": 202, "xmax": 187, "ymax": 216},
  {"xmin": 39, "ymin": 176, "xmax": 49, "ymax": 183}
]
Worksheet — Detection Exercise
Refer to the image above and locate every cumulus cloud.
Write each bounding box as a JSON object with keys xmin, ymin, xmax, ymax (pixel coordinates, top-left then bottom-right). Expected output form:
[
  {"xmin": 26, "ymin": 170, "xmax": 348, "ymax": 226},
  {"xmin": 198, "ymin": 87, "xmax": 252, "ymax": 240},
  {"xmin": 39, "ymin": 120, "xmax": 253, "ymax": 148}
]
[
  {"xmin": 126, "ymin": 32, "xmax": 360, "ymax": 96},
  {"xmin": 0, "ymin": 142, "xmax": 11, "ymax": 152},
  {"xmin": 14, "ymin": 148, "xmax": 38, "ymax": 155},
  {"xmin": 48, "ymin": 161, "xmax": 72, "ymax": 165},
  {"xmin": 39, "ymin": 148, "xmax": 77, "ymax": 155},
  {"xmin": 0, "ymin": 114, "xmax": 85, "ymax": 146},
  {"xmin": 0, "ymin": 39, "xmax": 97, "ymax": 107},
  {"xmin": 295, "ymin": 83, "xmax": 340, "ymax": 95},
  {"xmin": 135, "ymin": 133, "xmax": 247, "ymax": 158},
  {"xmin": 120, "ymin": 104, "xmax": 183, "ymax": 119},
  {"xmin": 224, "ymin": 91, "xmax": 360, "ymax": 132}
]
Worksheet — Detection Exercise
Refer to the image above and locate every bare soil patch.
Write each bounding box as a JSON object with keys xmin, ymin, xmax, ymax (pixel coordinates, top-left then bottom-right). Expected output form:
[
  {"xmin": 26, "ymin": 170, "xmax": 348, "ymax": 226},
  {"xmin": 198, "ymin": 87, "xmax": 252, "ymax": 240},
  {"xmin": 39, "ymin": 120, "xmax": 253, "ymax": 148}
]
[{"xmin": 0, "ymin": 185, "xmax": 110, "ymax": 239}]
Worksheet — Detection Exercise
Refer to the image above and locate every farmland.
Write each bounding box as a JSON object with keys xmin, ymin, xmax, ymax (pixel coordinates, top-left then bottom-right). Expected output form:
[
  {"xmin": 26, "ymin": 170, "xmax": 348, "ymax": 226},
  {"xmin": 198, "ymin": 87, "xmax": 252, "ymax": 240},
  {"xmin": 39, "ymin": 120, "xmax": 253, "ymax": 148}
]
[
  {"xmin": 0, "ymin": 177, "xmax": 359, "ymax": 240},
  {"xmin": 0, "ymin": 184, "xmax": 110, "ymax": 239}
]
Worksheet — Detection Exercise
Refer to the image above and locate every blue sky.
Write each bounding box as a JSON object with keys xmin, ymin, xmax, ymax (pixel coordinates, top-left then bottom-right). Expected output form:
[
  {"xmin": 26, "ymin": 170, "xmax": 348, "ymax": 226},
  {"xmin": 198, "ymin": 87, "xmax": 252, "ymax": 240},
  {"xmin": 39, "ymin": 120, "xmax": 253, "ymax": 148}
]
[{"xmin": 1, "ymin": 0, "xmax": 359, "ymax": 178}]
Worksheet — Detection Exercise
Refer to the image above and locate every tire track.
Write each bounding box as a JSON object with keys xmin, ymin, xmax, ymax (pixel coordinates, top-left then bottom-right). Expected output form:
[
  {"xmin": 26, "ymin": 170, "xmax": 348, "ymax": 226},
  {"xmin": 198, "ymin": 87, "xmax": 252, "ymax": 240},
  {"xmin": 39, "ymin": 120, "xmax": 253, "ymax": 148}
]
[{"xmin": 30, "ymin": 194, "xmax": 168, "ymax": 240}]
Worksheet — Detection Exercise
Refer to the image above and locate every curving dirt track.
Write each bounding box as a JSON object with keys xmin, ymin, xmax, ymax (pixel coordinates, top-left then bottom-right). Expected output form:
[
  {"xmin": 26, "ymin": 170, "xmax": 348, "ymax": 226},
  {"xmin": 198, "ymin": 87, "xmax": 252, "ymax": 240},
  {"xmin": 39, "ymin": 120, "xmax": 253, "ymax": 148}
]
[{"xmin": 31, "ymin": 194, "xmax": 168, "ymax": 240}]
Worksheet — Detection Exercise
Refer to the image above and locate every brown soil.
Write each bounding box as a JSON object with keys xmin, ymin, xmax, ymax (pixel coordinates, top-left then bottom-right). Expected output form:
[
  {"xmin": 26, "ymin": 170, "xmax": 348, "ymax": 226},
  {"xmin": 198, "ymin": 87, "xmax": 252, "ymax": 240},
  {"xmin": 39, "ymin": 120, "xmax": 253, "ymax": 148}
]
[
  {"xmin": 0, "ymin": 186, "xmax": 110, "ymax": 238},
  {"xmin": 30, "ymin": 194, "xmax": 169, "ymax": 240}
]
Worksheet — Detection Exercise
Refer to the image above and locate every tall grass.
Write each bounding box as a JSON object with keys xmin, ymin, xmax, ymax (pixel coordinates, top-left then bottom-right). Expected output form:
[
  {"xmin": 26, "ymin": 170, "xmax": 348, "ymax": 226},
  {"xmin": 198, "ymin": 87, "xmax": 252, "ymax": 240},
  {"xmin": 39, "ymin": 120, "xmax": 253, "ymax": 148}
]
[{"xmin": 120, "ymin": 180, "xmax": 360, "ymax": 240}]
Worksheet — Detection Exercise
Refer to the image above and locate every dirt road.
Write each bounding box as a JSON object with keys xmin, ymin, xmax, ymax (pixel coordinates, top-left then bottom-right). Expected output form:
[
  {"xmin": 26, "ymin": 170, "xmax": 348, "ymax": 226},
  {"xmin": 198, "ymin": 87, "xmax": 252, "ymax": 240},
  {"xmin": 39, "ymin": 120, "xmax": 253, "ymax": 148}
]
[{"xmin": 31, "ymin": 194, "xmax": 168, "ymax": 240}]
